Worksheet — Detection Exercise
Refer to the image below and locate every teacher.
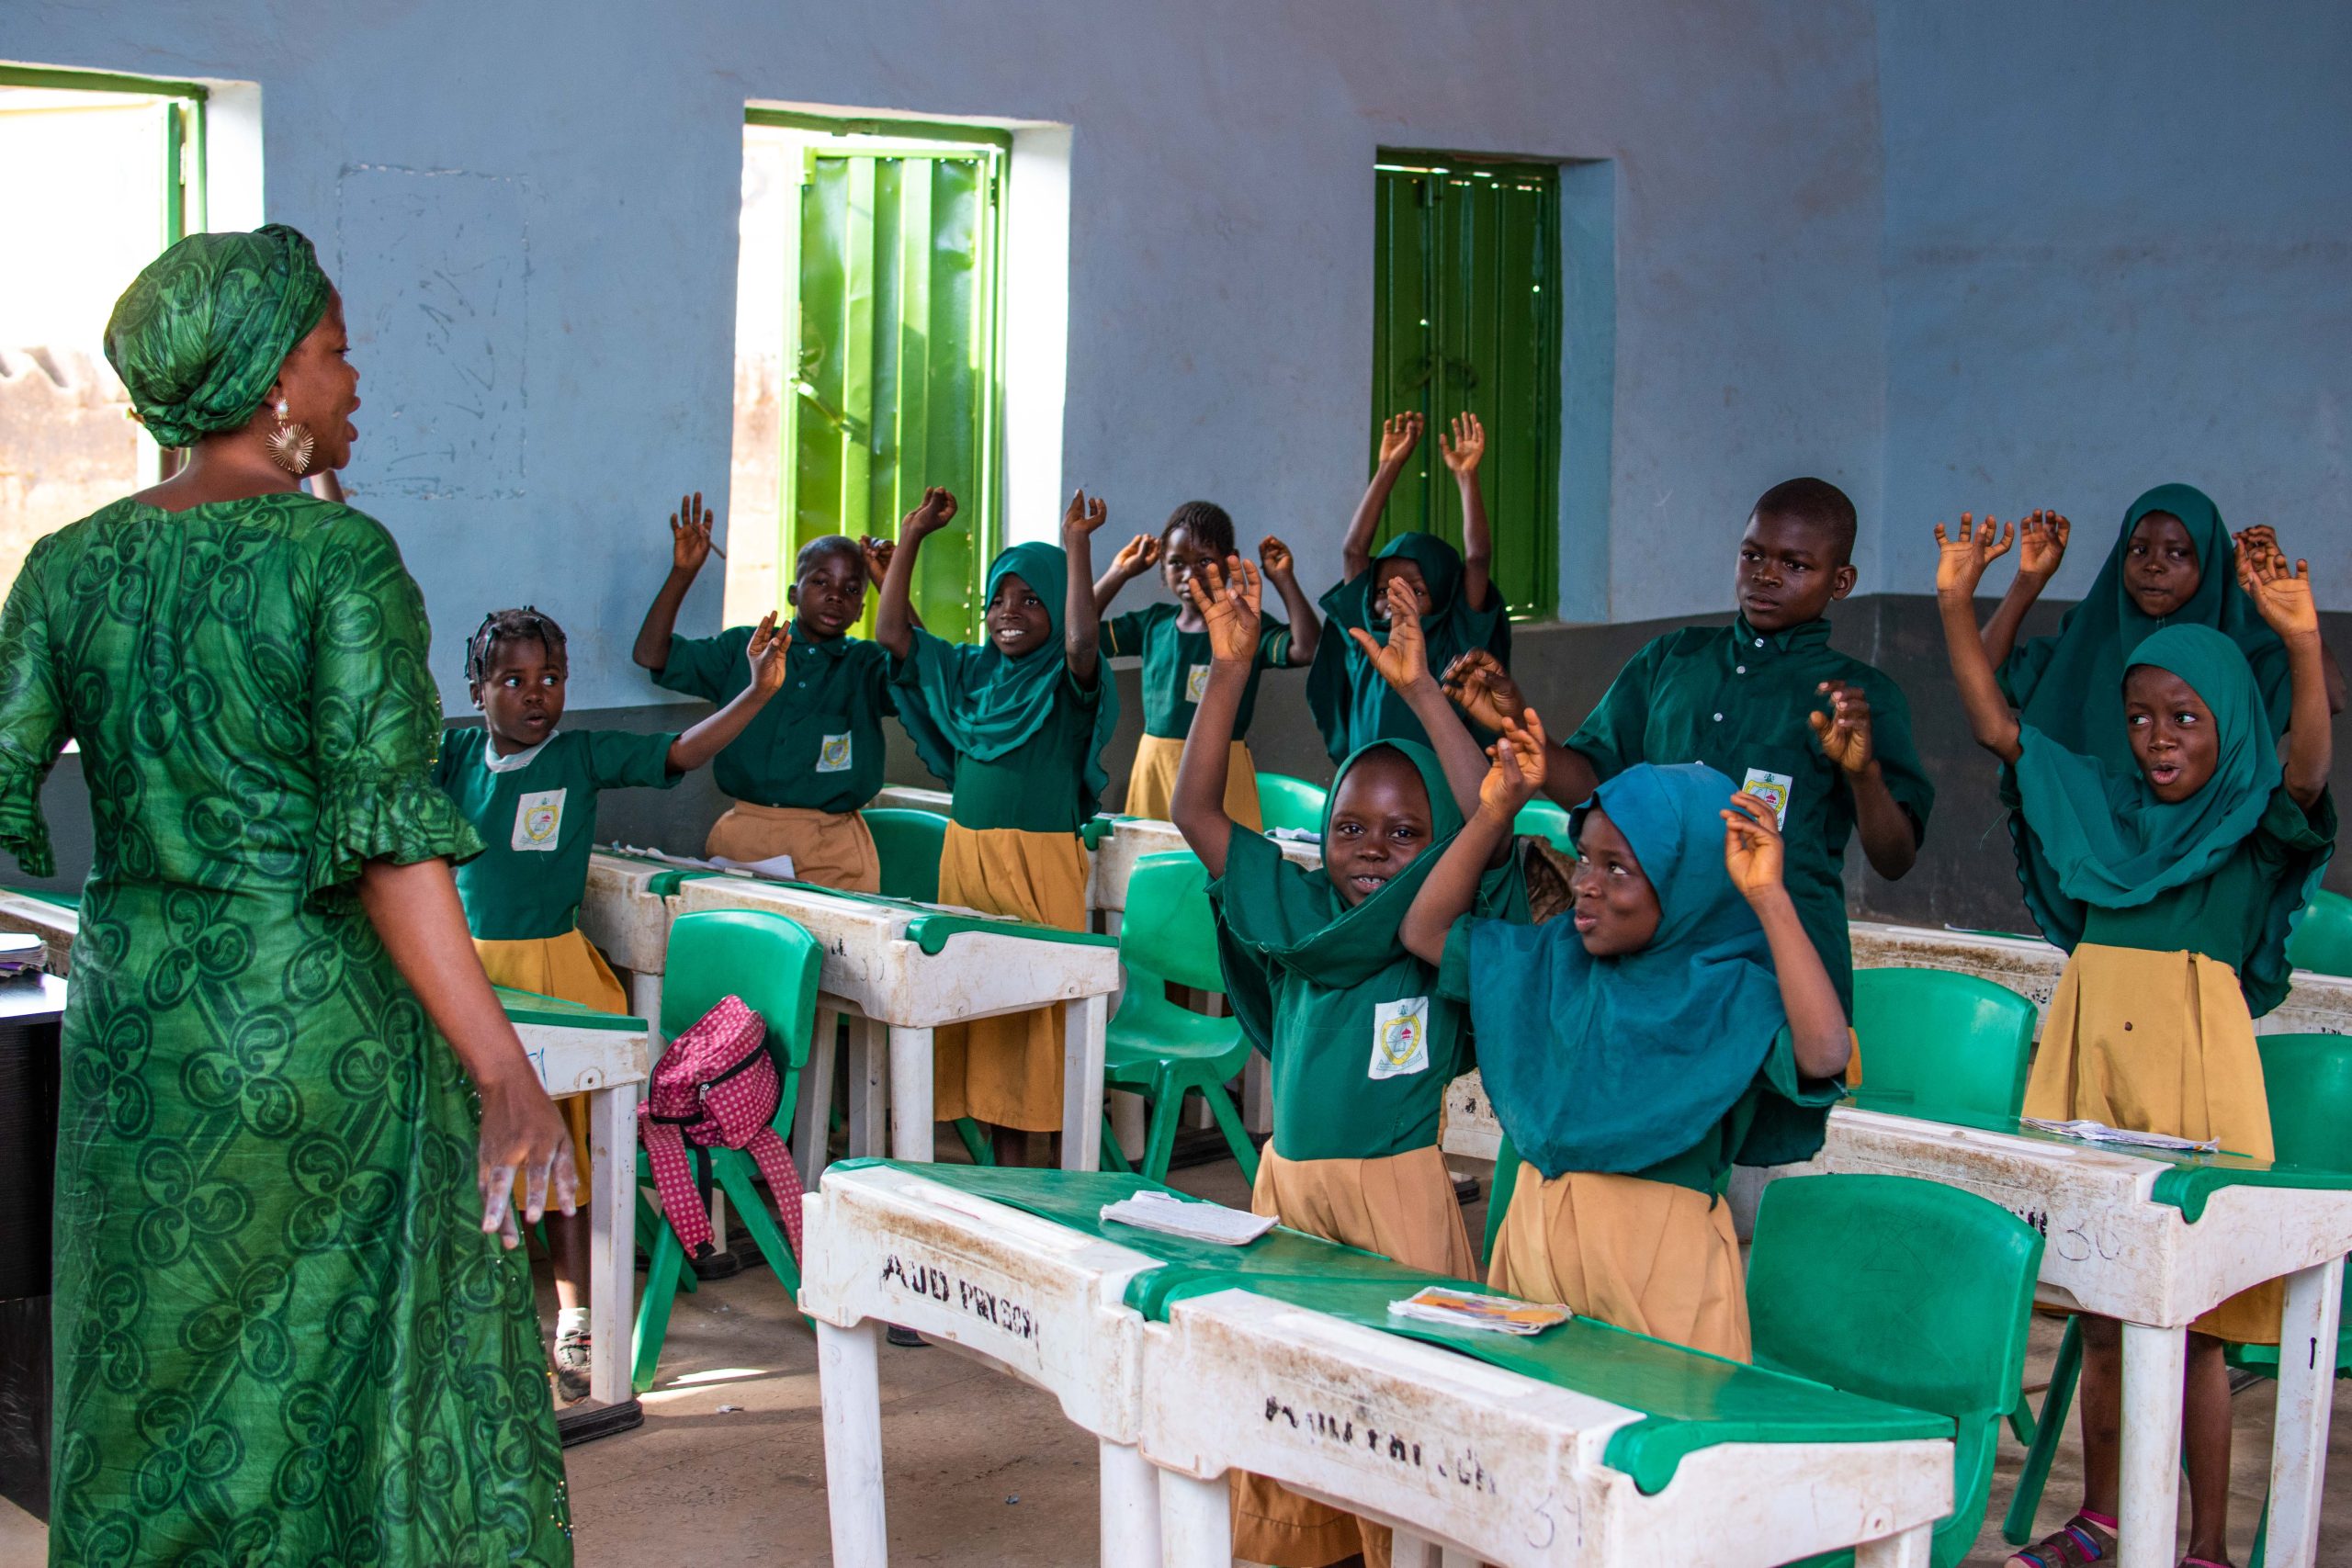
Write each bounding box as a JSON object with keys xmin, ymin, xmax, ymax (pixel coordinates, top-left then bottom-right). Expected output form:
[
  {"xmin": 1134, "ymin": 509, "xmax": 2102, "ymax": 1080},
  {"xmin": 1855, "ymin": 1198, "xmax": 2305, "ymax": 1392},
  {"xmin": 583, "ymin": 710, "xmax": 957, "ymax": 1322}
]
[{"xmin": 0, "ymin": 226, "xmax": 576, "ymax": 1565}]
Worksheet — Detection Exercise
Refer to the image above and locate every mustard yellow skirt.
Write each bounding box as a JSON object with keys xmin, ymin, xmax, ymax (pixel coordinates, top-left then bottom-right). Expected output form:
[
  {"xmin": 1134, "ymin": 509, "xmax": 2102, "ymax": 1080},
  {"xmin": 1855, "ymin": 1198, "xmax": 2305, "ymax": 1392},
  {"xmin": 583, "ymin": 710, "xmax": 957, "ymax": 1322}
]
[
  {"xmin": 931, "ymin": 822, "xmax": 1091, "ymax": 1132},
  {"xmin": 1124, "ymin": 733, "xmax": 1262, "ymax": 829},
  {"xmin": 474, "ymin": 927, "xmax": 628, "ymax": 1188},
  {"xmin": 1232, "ymin": 1145, "xmax": 1476, "ymax": 1568},
  {"xmin": 2024, "ymin": 942, "xmax": 2280, "ymax": 1343},
  {"xmin": 705, "ymin": 799, "xmax": 882, "ymax": 892}
]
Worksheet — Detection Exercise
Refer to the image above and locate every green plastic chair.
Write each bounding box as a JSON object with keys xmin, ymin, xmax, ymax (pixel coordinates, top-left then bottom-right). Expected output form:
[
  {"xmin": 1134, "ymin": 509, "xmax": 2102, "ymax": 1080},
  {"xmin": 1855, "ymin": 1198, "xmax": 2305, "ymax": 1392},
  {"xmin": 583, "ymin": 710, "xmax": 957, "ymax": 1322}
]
[
  {"xmin": 1751, "ymin": 1174, "xmax": 2045, "ymax": 1568},
  {"xmin": 1849, "ymin": 968, "xmax": 2036, "ymax": 1122},
  {"xmin": 1255, "ymin": 773, "xmax": 1329, "ymax": 834},
  {"xmin": 632, "ymin": 908, "xmax": 824, "ymax": 1392},
  {"xmin": 1098, "ymin": 851, "xmax": 1261, "ymax": 1185},
  {"xmin": 2285, "ymin": 889, "xmax": 2352, "ymax": 977},
  {"xmin": 1512, "ymin": 797, "xmax": 1577, "ymax": 854},
  {"xmin": 864, "ymin": 807, "xmax": 947, "ymax": 903}
]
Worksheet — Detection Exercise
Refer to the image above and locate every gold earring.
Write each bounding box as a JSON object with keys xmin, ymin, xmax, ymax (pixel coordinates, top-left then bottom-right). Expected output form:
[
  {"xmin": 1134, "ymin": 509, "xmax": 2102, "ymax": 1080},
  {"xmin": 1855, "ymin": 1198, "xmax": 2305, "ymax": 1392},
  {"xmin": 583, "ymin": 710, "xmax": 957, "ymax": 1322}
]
[{"xmin": 265, "ymin": 398, "xmax": 315, "ymax": 477}]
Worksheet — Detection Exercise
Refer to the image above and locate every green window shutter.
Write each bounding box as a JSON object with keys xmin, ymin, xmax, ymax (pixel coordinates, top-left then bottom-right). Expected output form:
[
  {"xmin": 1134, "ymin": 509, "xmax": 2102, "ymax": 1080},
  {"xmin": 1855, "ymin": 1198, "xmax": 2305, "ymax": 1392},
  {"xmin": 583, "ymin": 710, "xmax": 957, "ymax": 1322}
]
[
  {"xmin": 1370, "ymin": 160, "xmax": 1561, "ymax": 619},
  {"xmin": 786, "ymin": 145, "xmax": 1003, "ymax": 643}
]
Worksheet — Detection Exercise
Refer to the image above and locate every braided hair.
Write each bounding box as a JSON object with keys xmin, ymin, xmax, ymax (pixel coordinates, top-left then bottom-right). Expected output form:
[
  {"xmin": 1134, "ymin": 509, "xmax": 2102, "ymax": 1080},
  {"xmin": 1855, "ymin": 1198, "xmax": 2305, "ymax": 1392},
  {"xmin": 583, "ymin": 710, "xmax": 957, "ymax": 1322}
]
[
  {"xmin": 465, "ymin": 605, "xmax": 569, "ymax": 687},
  {"xmin": 1161, "ymin": 500, "xmax": 1236, "ymax": 558}
]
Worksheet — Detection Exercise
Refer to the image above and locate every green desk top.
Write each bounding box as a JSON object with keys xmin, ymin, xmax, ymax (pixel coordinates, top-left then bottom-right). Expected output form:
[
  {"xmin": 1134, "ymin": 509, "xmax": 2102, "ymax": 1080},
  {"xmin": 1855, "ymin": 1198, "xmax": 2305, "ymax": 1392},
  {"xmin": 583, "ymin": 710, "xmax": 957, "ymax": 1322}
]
[
  {"xmin": 495, "ymin": 985, "xmax": 646, "ymax": 1032},
  {"xmin": 4, "ymin": 886, "xmax": 81, "ymax": 911},
  {"xmin": 838, "ymin": 1160, "xmax": 1949, "ymax": 1492},
  {"xmin": 1841, "ymin": 1100, "xmax": 2352, "ymax": 1223}
]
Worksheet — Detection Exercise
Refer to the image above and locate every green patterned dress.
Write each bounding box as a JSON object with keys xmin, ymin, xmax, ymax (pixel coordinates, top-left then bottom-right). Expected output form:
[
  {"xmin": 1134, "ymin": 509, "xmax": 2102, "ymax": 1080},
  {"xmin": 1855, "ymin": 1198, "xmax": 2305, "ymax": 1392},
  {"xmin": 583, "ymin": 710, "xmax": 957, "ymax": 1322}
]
[{"xmin": 0, "ymin": 493, "xmax": 571, "ymax": 1566}]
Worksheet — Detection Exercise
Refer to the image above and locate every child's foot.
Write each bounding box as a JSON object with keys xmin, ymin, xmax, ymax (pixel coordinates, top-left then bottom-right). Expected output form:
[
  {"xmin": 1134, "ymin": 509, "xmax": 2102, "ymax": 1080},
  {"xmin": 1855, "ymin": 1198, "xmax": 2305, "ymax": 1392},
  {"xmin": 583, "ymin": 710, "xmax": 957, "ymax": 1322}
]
[
  {"xmin": 2006, "ymin": 1513, "xmax": 2115, "ymax": 1567},
  {"xmin": 550, "ymin": 1325, "xmax": 593, "ymax": 1404}
]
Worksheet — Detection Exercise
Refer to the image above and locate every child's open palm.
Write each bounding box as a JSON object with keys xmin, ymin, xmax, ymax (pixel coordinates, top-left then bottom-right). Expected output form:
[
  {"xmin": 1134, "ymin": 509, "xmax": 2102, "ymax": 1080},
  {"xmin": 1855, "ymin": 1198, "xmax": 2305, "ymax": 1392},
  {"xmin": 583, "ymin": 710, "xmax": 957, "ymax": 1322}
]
[
  {"xmin": 2017, "ymin": 509, "xmax": 2070, "ymax": 578},
  {"xmin": 1187, "ymin": 557, "xmax": 1262, "ymax": 664},
  {"xmin": 902, "ymin": 486, "xmax": 959, "ymax": 539},
  {"xmin": 1722, "ymin": 792, "xmax": 1787, "ymax": 901},
  {"xmin": 1442, "ymin": 649, "xmax": 1528, "ymax": 733},
  {"xmin": 1933, "ymin": 512, "xmax": 2013, "ymax": 596},
  {"xmin": 672, "ymin": 491, "xmax": 717, "ymax": 573},
  {"xmin": 1808, "ymin": 681, "xmax": 1875, "ymax": 775},
  {"xmin": 1479, "ymin": 710, "xmax": 1549, "ymax": 820},
  {"xmin": 1063, "ymin": 488, "xmax": 1109, "ymax": 542},
  {"xmin": 1111, "ymin": 534, "xmax": 1159, "ymax": 578},
  {"xmin": 2238, "ymin": 537, "xmax": 2321, "ymax": 639},
  {"xmin": 745, "ymin": 612, "xmax": 792, "ymax": 694},
  {"xmin": 1349, "ymin": 577, "xmax": 1430, "ymax": 691},
  {"xmin": 1439, "ymin": 412, "xmax": 1486, "ymax": 475},
  {"xmin": 1376, "ymin": 412, "xmax": 1425, "ymax": 467}
]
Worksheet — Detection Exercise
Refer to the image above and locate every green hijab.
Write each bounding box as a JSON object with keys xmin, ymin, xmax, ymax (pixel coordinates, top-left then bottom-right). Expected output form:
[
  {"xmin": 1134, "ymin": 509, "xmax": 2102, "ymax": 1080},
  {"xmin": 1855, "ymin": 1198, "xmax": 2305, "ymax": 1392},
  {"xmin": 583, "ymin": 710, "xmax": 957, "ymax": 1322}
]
[
  {"xmin": 894, "ymin": 540, "xmax": 1119, "ymax": 815},
  {"xmin": 2011, "ymin": 624, "xmax": 2297, "ymax": 954},
  {"xmin": 1306, "ymin": 532, "xmax": 1513, "ymax": 763},
  {"xmin": 1466, "ymin": 764, "xmax": 1818, "ymax": 1179},
  {"xmin": 2003, "ymin": 484, "xmax": 2291, "ymax": 770},
  {"xmin": 105, "ymin": 224, "xmax": 334, "ymax": 450}
]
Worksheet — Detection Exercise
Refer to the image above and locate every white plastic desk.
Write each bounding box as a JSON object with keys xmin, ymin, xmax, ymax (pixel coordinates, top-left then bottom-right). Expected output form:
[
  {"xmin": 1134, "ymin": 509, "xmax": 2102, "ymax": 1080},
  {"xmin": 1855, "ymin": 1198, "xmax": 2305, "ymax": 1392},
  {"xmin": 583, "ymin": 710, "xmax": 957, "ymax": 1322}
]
[
  {"xmin": 578, "ymin": 849, "xmax": 712, "ymax": 1024},
  {"xmin": 1089, "ymin": 817, "xmax": 1321, "ymax": 918},
  {"xmin": 1144, "ymin": 1286, "xmax": 1951, "ymax": 1568},
  {"xmin": 673, "ymin": 875, "xmax": 1121, "ymax": 1178},
  {"xmin": 871, "ymin": 784, "xmax": 954, "ymax": 815},
  {"xmin": 1809, "ymin": 1106, "xmax": 2352, "ymax": 1568},
  {"xmin": 798, "ymin": 1161, "xmax": 1167, "ymax": 1568},
  {"xmin": 0, "ymin": 888, "xmax": 78, "ymax": 976}
]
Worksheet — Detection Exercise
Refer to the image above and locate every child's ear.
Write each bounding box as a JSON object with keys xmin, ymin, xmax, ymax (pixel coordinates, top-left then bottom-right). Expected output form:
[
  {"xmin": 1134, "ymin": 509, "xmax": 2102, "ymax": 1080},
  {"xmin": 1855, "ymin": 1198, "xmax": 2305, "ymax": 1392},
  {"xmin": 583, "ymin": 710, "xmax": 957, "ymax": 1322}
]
[
  {"xmin": 786, "ymin": 582, "xmax": 801, "ymax": 607},
  {"xmin": 468, "ymin": 682, "xmax": 485, "ymax": 711},
  {"xmin": 1830, "ymin": 562, "xmax": 1859, "ymax": 601}
]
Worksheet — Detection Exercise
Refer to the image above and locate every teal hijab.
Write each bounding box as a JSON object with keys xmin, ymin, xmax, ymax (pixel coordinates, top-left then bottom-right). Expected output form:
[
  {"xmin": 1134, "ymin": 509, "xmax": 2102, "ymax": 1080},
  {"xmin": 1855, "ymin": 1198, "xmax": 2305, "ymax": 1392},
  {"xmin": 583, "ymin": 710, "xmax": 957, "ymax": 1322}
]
[
  {"xmin": 2003, "ymin": 484, "xmax": 2291, "ymax": 771},
  {"xmin": 1465, "ymin": 764, "xmax": 1810, "ymax": 1179},
  {"xmin": 894, "ymin": 541, "xmax": 1119, "ymax": 815},
  {"xmin": 2010, "ymin": 624, "xmax": 2292, "ymax": 947},
  {"xmin": 1306, "ymin": 533, "xmax": 1512, "ymax": 762}
]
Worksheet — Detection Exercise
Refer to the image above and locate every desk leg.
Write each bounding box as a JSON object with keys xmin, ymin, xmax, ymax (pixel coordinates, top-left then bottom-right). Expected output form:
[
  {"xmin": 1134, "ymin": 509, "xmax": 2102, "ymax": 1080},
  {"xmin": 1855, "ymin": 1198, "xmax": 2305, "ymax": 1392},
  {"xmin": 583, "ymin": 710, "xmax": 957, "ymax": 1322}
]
[
  {"xmin": 2118, "ymin": 1323, "xmax": 2185, "ymax": 1568},
  {"xmin": 588, "ymin": 1078, "xmax": 638, "ymax": 1406},
  {"xmin": 1243, "ymin": 1054, "xmax": 1272, "ymax": 1136},
  {"xmin": 848, "ymin": 1019, "xmax": 888, "ymax": 1158},
  {"xmin": 796, "ymin": 1007, "xmax": 841, "ymax": 1192},
  {"xmin": 818, "ymin": 1319, "xmax": 888, "ymax": 1568},
  {"xmin": 1854, "ymin": 1521, "xmax": 1932, "ymax": 1568},
  {"xmin": 2264, "ymin": 1255, "xmax": 2346, "ymax": 1568},
  {"xmin": 1157, "ymin": 1471, "xmax": 1229, "ymax": 1568},
  {"xmin": 1062, "ymin": 992, "xmax": 1108, "ymax": 1171},
  {"xmin": 888, "ymin": 1025, "xmax": 935, "ymax": 1163},
  {"xmin": 1100, "ymin": 1439, "xmax": 1162, "ymax": 1568},
  {"xmin": 628, "ymin": 971, "xmax": 663, "ymax": 1032},
  {"xmin": 1389, "ymin": 1531, "xmax": 1438, "ymax": 1568}
]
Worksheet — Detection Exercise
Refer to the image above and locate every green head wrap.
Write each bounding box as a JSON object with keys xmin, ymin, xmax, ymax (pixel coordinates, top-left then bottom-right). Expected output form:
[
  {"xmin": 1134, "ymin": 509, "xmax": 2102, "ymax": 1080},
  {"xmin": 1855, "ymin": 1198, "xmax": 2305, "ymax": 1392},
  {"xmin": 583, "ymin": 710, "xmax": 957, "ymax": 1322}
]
[
  {"xmin": 104, "ymin": 223, "xmax": 333, "ymax": 450},
  {"xmin": 1306, "ymin": 531, "xmax": 1513, "ymax": 763}
]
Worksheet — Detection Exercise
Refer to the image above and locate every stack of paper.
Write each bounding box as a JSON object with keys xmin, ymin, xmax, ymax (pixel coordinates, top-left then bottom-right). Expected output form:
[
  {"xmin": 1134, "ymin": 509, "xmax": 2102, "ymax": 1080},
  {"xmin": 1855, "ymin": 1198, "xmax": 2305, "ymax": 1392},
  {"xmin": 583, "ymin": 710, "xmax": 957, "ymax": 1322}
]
[
  {"xmin": 0, "ymin": 931, "xmax": 41, "ymax": 977},
  {"xmin": 1266, "ymin": 827, "xmax": 1320, "ymax": 844},
  {"xmin": 1100, "ymin": 1190, "xmax": 1277, "ymax": 1246},
  {"xmin": 2020, "ymin": 1118, "xmax": 2222, "ymax": 1154},
  {"xmin": 1388, "ymin": 1286, "xmax": 1570, "ymax": 1336}
]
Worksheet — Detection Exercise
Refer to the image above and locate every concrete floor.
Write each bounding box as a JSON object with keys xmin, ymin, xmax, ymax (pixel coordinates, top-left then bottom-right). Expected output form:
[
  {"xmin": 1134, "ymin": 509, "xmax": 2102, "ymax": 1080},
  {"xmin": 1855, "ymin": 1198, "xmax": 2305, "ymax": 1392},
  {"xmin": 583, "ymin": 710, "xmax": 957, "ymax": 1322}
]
[{"xmin": 6, "ymin": 1153, "xmax": 2349, "ymax": 1566}]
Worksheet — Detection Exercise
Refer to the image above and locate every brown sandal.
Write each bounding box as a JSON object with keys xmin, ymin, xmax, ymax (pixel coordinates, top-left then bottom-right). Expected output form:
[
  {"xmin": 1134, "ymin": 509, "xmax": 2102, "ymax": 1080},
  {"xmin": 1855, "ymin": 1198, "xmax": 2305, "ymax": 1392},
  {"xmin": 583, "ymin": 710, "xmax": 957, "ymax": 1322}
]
[{"xmin": 2006, "ymin": 1514, "xmax": 2115, "ymax": 1568}]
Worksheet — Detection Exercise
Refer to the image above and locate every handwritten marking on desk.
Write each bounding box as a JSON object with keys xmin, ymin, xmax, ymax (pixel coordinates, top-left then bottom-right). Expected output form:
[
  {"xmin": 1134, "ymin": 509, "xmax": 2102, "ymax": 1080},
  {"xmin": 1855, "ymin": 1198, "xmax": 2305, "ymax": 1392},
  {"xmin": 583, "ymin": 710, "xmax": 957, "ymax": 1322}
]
[
  {"xmin": 1261, "ymin": 1394, "xmax": 1498, "ymax": 1494},
  {"xmin": 877, "ymin": 1253, "xmax": 1038, "ymax": 1342}
]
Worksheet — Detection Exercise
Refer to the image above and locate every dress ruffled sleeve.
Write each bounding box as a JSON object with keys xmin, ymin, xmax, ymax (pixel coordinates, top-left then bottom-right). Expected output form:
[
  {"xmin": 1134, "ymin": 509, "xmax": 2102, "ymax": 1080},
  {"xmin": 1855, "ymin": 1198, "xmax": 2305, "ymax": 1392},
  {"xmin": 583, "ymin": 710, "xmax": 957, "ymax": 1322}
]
[
  {"xmin": 0, "ymin": 534, "xmax": 71, "ymax": 877},
  {"xmin": 306, "ymin": 508, "xmax": 483, "ymax": 911}
]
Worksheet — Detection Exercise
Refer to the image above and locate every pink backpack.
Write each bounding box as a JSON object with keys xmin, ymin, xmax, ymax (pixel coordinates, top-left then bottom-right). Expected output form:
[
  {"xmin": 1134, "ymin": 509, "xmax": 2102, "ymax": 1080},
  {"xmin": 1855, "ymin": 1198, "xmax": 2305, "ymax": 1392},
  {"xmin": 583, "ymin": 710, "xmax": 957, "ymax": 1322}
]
[{"xmin": 638, "ymin": 994, "xmax": 805, "ymax": 1258}]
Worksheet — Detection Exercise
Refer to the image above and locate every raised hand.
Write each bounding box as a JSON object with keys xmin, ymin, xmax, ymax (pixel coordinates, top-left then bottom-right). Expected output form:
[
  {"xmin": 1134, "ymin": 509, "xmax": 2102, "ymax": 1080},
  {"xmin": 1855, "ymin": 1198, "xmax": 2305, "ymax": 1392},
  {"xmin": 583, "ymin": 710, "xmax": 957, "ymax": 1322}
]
[
  {"xmin": 1478, "ymin": 709, "xmax": 1550, "ymax": 820},
  {"xmin": 1062, "ymin": 488, "xmax": 1109, "ymax": 543},
  {"xmin": 861, "ymin": 536, "xmax": 896, "ymax": 588},
  {"xmin": 1348, "ymin": 576, "xmax": 1430, "ymax": 692},
  {"xmin": 1111, "ymin": 533, "xmax": 1160, "ymax": 579},
  {"xmin": 672, "ymin": 491, "xmax": 717, "ymax": 573},
  {"xmin": 1933, "ymin": 512, "xmax": 2013, "ymax": 597},
  {"xmin": 2016, "ymin": 509, "xmax": 2070, "ymax": 579},
  {"xmin": 1439, "ymin": 412, "xmax": 1486, "ymax": 476},
  {"xmin": 1442, "ymin": 649, "xmax": 1529, "ymax": 733},
  {"xmin": 746, "ymin": 611, "xmax": 792, "ymax": 693},
  {"xmin": 1257, "ymin": 536, "xmax": 1295, "ymax": 579},
  {"xmin": 1808, "ymin": 680, "xmax": 1875, "ymax": 775},
  {"xmin": 2235, "ymin": 525, "xmax": 2287, "ymax": 575},
  {"xmin": 1376, "ymin": 411, "xmax": 1425, "ymax": 468},
  {"xmin": 902, "ymin": 486, "xmax": 959, "ymax": 539},
  {"xmin": 1722, "ymin": 792, "xmax": 1788, "ymax": 901},
  {"xmin": 1187, "ymin": 556, "xmax": 1263, "ymax": 664},
  {"xmin": 2238, "ymin": 537, "xmax": 2321, "ymax": 640}
]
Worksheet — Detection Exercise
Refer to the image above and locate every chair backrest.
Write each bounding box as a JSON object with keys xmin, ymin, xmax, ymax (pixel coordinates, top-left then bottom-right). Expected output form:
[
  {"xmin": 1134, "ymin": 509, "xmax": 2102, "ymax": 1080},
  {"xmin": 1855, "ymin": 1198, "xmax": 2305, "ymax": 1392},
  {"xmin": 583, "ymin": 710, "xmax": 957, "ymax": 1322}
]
[
  {"xmin": 2286, "ymin": 890, "xmax": 2352, "ymax": 977},
  {"xmin": 1255, "ymin": 773, "xmax": 1329, "ymax": 834},
  {"xmin": 1120, "ymin": 851, "xmax": 1226, "ymax": 994},
  {"xmin": 2256, "ymin": 1032, "xmax": 2352, "ymax": 1172},
  {"xmin": 1512, "ymin": 797, "xmax": 1577, "ymax": 854},
  {"xmin": 864, "ymin": 807, "xmax": 947, "ymax": 903},
  {"xmin": 662, "ymin": 909, "xmax": 824, "ymax": 1086},
  {"xmin": 1750, "ymin": 1173, "xmax": 2044, "ymax": 1568},
  {"xmin": 1849, "ymin": 967, "xmax": 2036, "ymax": 1121}
]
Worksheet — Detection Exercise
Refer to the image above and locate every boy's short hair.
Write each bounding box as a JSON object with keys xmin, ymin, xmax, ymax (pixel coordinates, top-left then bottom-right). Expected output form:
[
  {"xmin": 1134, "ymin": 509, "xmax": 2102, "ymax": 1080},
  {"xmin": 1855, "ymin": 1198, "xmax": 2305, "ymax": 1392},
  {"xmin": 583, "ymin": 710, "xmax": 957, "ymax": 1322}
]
[
  {"xmin": 795, "ymin": 533, "xmax": 865, "ymax": 580},
  {"xmin": 1751, "ymin": 477, "xmax": 1857, "ymax": 565},
  {"xmin": 466, "ymin": 606, "xmax": 568, "ymax": 685},
  {"xmin": 1161, "ymin": 501, "xmax": 1236, "ymax": 558}
]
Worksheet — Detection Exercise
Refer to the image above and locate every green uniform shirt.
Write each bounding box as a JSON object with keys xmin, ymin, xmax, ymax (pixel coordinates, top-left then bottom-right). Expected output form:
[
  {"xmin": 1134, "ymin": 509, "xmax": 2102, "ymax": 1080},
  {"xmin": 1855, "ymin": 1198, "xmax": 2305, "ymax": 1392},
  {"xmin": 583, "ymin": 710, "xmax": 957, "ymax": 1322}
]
[
  {"xmin": 1214, "ymin": 829, "xmax": 1472, "ymax": 1162},
  {"xmin": 893, "ymin": 655, "xmax": 1104, "ymax": 835},
  {"xmin": 1567, "ymin": 615, "xmax": 1934, "ymax": 1010},
  {"xmin": 653, "ymin": 622, "xmax": 894, "ymax": 814},
  {"xmin": 432, "ymin": 726, "xmax": 678, "ymax": 940},
  {"xmin": 2081, "ymin": 787, "xmax": 2337, "ymax": 974},
  {"xmin": 1315, "ymin": 570, "xmax": 1508, "ymax": 756},
  {"xmin": 1103, "ymin": 602, "xmax": 1292, "ymax": 739}
]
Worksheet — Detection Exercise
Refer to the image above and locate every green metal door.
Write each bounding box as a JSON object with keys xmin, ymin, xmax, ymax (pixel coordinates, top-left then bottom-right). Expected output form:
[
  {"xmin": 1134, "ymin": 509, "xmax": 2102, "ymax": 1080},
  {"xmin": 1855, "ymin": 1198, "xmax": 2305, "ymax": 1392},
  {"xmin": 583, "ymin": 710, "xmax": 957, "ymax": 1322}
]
[
  {"xmin": 787, "ymin": 144, "xmax": 1003, "ymax": 641},
  {"xmin": 1371, "ymin": 159, "xmax": 1560, "ymax": 618}
]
